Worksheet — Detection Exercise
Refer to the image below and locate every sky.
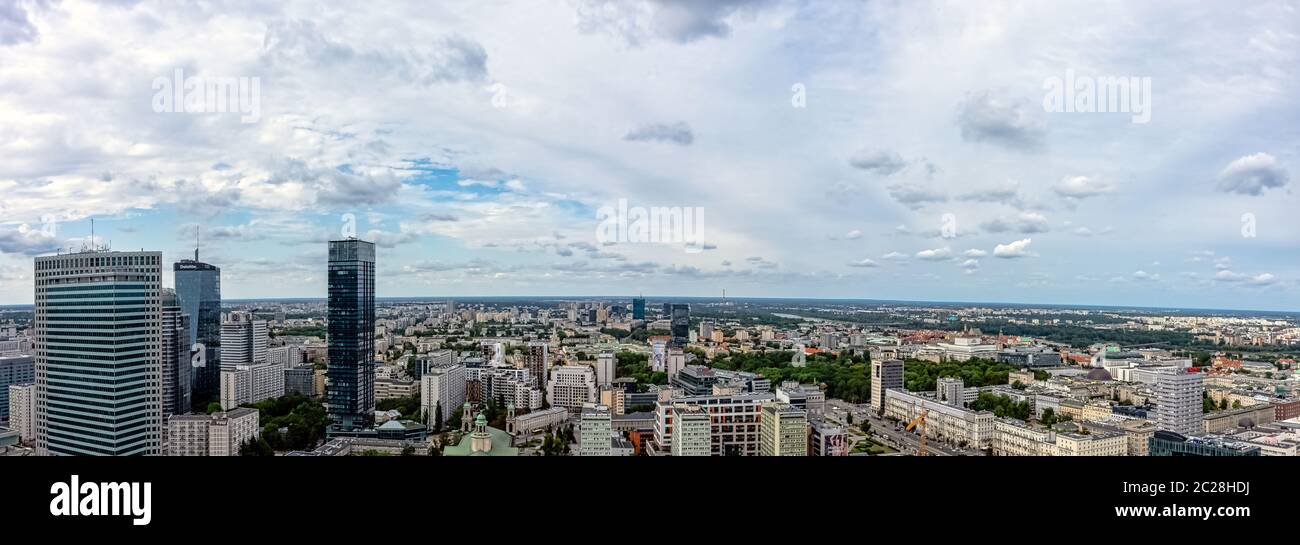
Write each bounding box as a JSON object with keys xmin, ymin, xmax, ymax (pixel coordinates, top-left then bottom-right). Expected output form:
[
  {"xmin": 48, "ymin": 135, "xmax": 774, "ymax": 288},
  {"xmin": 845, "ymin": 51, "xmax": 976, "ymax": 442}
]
[{"xmin": 0, "ymin": 0, "xmax": 1298, "ymax": 310}]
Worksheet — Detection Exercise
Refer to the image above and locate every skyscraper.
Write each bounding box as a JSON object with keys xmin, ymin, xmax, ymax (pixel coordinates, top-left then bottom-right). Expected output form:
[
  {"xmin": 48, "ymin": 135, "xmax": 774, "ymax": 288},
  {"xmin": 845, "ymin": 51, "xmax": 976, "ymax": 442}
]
[
  {"xmin": 871, "ymin": 358, "xmax": 904, "ymax": 414},
  {"xmin": 327, "ymin": 239, "xmax": 376, "ymax": 430},
  {"xmin": 161, "ymin": 289, "xmax": 191, "ymax": 417},
  {"xmin": 670, "ymin": 303, "xmax": 690, "ymax": 346},
  {"xmin": 631, "ymin": 297, "xmax": 645, "ymax": 320},
  {"xmin": 34, "ymin": 250, "xmax": 164, "ymax": 456},
  {"xmin": 1156, "ymin": 369, "xmax": 1203, "ymax": 436},
  {"xmin": 174, "ymin": 256, "xmax": 221, "ymax": 410},
  {"xmin": 523, "ymin": 341, "xmax": 549, "ymax": 390},
  {"xmin": 760, "ymin": 402, "xmax": 809, "ymax": 456},
  {"xmin": 220, "ymin": 311, "xmax": 268, "ymax": 367}
]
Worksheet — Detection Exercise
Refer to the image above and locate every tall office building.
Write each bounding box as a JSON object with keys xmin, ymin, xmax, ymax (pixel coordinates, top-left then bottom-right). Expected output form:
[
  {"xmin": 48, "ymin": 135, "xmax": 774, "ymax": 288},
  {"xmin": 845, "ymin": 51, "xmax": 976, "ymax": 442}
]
[
  {"xmin": 421, "ymin": 363, "xmax": 466, "ymax": 430},
  {"xmin": 220, "ymin": 311, "xmax": 267, "ymax": 368},
  {"xmin": 760, "ymin": 402, "xmax": 808, "ymax": 456},
  {"xmin": 174, "ymin": 256, "xmax": 221, "ymax": 410},
  {"xmin": 327, "ymin": 239, "xmax": 376, "ymax": 430},
  {"xmin": 523, "ymin": 341, "xmax": 549, "ymax": 390},
  {"xmin": 700, "ymin": 320, "xmax": 714, "ymax": 341},
  {"xmin": 631, "ymin": 297, "xmax": 646, "ymax": 320},
  {"xmin": 669, "ymin": 403, "xmax": 711, "ymax": 456},
  {"xmin": 34, "ymin": 250, "xmax": 164, "ymax": 456},
  {"xmin": 595, "ymin": 352, "xmax": 615, "ymax": 387},
  {"xmin": 871, "ymin": 358, "xmax": 904, "ymax": 414},
  {"xmin": 662, "ymin": 302, "xmax": 672, "ymax": 319},
  {"xmin": 1156, "ymin": 369, "xmax": 1204, "ymax": 436},
  {"xmin": 547, "ymin": 364, "xmax": 597, "ymax": 413},
  {"xmin": 578, "ymin": 403, "xmax": 613, "ymax": 456},
  {"xmin": 670, "ymin": 303, "xmax": 690, "ymax": 346},
  {"xmin": 8, "ymin": 383, "xmax": 34, "ymax": 442},
  {"xmin": 160, "ymin": 289, "xmax": 191, "ymax": 417},
  {"xmin": 0, "ymin": 354, "xmax": 34, "ymax": 422},
  {"xmin": 167, "ymin": 408, "xmax": 260, "ymax": 456}
]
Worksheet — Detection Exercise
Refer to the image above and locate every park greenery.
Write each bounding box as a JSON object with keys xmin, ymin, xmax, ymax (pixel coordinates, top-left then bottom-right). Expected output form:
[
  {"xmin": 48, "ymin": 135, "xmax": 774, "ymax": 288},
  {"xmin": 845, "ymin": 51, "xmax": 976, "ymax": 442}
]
[{"xmin": 238, "ymin": 392, "xmax": 329, "ymax": 454}]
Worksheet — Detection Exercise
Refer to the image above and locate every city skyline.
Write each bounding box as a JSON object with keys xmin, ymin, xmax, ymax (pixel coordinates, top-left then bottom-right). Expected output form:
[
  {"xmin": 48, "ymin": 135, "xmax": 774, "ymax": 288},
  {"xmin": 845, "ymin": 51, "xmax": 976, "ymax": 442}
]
[{"xmin": 1, "ymin": 1, "xmax": 1298, "ymax": 309}]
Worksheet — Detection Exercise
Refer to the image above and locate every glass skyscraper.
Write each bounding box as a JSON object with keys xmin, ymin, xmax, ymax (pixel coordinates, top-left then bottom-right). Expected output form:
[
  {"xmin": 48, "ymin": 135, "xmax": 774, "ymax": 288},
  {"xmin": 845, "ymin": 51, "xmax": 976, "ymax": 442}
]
[
  {"xmin": 34, "ymin": 250, "xmax": 164, "ymax": 456},
  {"xmin": 632, "ymin": 297, "xmax": 645, "ymax": 320},
  {"xmin": 327, "ymin": 238, "xmax": 376, "ymax": 431},
  {"xmin": 174, "ymin": 256, "xmax": 221, "ymax": 410},
  {"xmin": 671, "ymin": 303, "xmax": 690, "ymax": 346}
]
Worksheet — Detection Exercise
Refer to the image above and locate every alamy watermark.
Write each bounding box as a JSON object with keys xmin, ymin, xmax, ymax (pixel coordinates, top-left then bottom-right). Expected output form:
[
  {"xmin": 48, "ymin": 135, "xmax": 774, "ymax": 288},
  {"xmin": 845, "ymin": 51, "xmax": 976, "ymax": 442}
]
[
  {"xmin": 152, "ymin": 68, "xmax": 261, "ymax": 123},
  {"xmin": 1043, "ymin": 69, "xmax": 1150, "ymax": 123},
  {"xmin": 596, "ymin": 199, "xmax": 705, "ymax": 253}
]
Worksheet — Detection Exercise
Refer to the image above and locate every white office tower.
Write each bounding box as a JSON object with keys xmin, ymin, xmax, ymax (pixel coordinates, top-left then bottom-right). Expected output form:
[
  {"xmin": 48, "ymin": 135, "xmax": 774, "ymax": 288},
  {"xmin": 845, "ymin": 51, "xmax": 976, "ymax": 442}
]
[
  {"xmin": 167, "ymin": 408, "xmax": 260, "ymax": 456},
  {"xmin": 595, "ymin": 352, "xmax": 615, "ymax": 387},
  {"xmin": 220, "ymin": 311, "xmax": 268, "ymax": 369},
  {"xmin": 871, "ymin": 359, "xmax": 904, "ymax": 414},
  {"xmin": 34, "ymin": 251, "xmax": 165, "ymax": 456},
  {"xmin": 579, "ymin": 403, "xmax": 613, "ymax": 456},
  {"xmin": 1156, "ymin": 369, "xmax": 1204, "ymax": 436},
  {"xmin": 219, "ymin": 361, "xmax": 285, "ymax": 410},
  {"xmin": 760, "ymin": 402, "xmax": 808, "ymax": 456},
  {"xmin": 547, "ymin": 364, "xmax": 597, "ymax": 413},
  {"xmin": 650, "ymin": 338, "xmax": 667, "ymax": 372},
  {"xmin": 670, "ymin": 403, "xmax": 711, "ymax": 456},
  {"xmin": 8, "ymin": 383, "xmax": 34, "ymax": 442},
  {"xmin": 666, "ymin": 347, "xmax": 686, "ymax": 381},
  {"xmin": 936, "ymin": 376, "xmax": 965, "ymax": 407},
  {"xmin": 700, "ymin": 320, "xmax": 714, "ymax": 340},
  {"xmin": 421, "ymin": 363, "xmax": 466, "ymax": 429}
]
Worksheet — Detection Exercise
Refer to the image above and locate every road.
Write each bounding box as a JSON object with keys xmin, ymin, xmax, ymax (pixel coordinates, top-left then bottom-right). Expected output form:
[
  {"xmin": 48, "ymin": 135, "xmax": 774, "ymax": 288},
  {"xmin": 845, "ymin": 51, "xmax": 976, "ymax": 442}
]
[{"xmin": 825, "ymin": 399, "xmax": 973, "ymax": 456}]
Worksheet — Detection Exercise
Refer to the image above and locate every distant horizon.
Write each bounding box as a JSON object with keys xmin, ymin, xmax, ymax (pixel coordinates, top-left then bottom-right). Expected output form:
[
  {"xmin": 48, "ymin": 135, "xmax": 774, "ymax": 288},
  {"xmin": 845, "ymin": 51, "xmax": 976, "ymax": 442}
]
[{"xmin": 5, "ymin": 294, "xmax": 1296, "ymax": 317}]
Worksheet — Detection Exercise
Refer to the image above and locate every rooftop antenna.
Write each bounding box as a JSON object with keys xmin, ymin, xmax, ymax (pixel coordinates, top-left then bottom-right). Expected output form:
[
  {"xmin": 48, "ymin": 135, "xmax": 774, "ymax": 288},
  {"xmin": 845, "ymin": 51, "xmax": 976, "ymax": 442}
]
[{"xmin": 195, "ymin": 224, "xmax": 200, "ymax": 261}]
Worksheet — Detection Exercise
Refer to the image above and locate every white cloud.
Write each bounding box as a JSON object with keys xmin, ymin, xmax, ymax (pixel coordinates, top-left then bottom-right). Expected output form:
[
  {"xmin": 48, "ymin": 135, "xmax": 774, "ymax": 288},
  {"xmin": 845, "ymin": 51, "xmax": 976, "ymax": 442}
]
[
  {"xmin": 1053, "ymin": 176, "xmax": 1114, "ymax": 199},
  {"xmin": 915, "ymin": 247, "xmax": 952, "ymax": 260},
  {"xmin": 993, "ymin": 238, "xmax": 1034, "ymax": 258},
  {"xmin": 1216, "ymin": 152, "xmax": 1290, "ymax": 195}
]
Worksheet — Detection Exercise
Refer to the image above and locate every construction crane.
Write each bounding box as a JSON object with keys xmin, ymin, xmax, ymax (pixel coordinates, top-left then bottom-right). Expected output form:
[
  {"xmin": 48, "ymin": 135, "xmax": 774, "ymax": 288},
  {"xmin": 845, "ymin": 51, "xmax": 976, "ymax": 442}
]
[{"xmin": 904, "ymin": 403, "xmax": 930, "ymax": 456}]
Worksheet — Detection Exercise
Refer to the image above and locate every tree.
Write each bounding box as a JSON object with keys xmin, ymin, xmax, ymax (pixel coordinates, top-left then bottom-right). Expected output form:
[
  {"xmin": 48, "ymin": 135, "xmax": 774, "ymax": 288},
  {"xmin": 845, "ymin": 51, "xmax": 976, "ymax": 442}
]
[
  {"xmin": 859, "ymin": 421, "xmax": 871, "ymax": 435},
  {"xmin": 433, "ymin": 401, "xmax": 443, "ymax": 433},
  {"xmin": 1232, "ymin": 400, "xmax": 1242, "ymax": 409},
  {"xmin": 400, "ymin": 445, "xmax": 416, "ymax": 456},
  {"xmin": 1040, "ymin": 408, "xmax": 1057, "ymax": 427},
  {"xmin": 239, "ymin": 437, "xmax": 274, "ymax": 456},
  {"xmin": 847, "ymin": 413, "xmax": 854, "ymax": 424},
  {"xmin": 1219, "ymin": 398, "xmax": 1229, "ymax": 411}
]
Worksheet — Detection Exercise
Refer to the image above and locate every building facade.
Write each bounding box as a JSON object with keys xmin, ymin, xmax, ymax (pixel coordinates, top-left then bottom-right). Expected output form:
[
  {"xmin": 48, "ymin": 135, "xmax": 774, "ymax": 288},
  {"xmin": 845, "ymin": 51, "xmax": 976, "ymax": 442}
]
[
  {"xmin": 34, "ymin": 251, "xmax": 164, "ymax": 456},
  {"xmin": 327, "ymin": 239, "xmax": 376, "ymax": 430}
]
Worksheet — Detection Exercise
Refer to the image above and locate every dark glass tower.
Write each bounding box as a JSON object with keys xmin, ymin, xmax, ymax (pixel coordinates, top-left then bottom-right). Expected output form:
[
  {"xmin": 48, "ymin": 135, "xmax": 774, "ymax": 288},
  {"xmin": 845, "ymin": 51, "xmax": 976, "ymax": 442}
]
[
  {"xmin": 174, "ymin": 256, "xmax": 221, "ymax": 410},
  {"xmin": 632, "ymin": 297, "xmax": 645, "ymax": 320},
  {"xmin": 671, "ymin": 303, "xmax": 690, "ymax": 346},
  {"xmin": 327, "ymin": 239, "xmax": 375, "ymax": 430}
]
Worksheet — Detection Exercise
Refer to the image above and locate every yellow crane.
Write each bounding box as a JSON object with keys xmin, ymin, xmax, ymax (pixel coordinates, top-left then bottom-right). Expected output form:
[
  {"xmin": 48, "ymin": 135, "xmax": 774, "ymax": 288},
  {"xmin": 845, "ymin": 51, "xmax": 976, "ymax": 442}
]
[{"xmin": 904, "ymin": 403, "xmax": 930, "ymax": 456}]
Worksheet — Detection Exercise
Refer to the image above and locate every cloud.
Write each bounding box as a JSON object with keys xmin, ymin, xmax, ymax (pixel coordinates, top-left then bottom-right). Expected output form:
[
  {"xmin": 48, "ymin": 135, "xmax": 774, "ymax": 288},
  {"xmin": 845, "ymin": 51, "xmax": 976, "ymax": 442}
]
[
  {"xmin": 574, "ymin": 0, "xmax": 774, "ymax": 45},
  {"xmin": 1132, "ymin": 270, "xmax": 1160, "ymax": 281},
  {"xmin": 848, "ymin": 149, "xmax": 907, "ymax": 175},
  {"xmin": 956, "ymin": 180, "xmax": 1027, "ymax": 208},
  {"xmin": 915, "ymin": 247, "xmax": 952, "ymax": 261},
  {"xmin": 0, "ymin": 1, "xmax": 39, "ymax": 46},
  {"xmin": 1215, "ymin": 152, "xmax": 1290, "ymax": 195},
  {"xmin": 847, "ymin": 258, "xmax": 878, "ymax": 268},
  {"xmin": 1053, "ymin": 176, "xmax": 1114, "ymax": 199},
  {"xmin": 993, "ymin": 238, "xmax": 1034, "ymax": 258},
  {"xmin": 886, "ymin": 183, "xmax": 948, "ymax": 209},
  {"xmin": 963, "ymin": 249, "xmax": 987, "ymax": 258},
  {"xmin": 624, "ymin": 122, "xmax": 694, "ymax": 145},
  {"xmin": 0, "ymin": 224, "xmax": 59, "ymax": 255},
  {"xmin": 881, "ymin": 251, "xmax": 909, "ymax": 261},
  {"xmin": 1214, "ymin": 270, "xmax": 1278, "ymax": 286},
  {"xmin": 843, "ymin": 229, "xmax": 862, "ymax": 240},
  {"xmin": 262, "ymin": 19, "xmax": 488, "ymax": 85},
  {"xmin": 980, "ymin": 212, "xmax": 1050, "ymax": 234},
  {"xmin": 956, "ymin": 91, "xmax": 1046, "ymax": 151}
]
